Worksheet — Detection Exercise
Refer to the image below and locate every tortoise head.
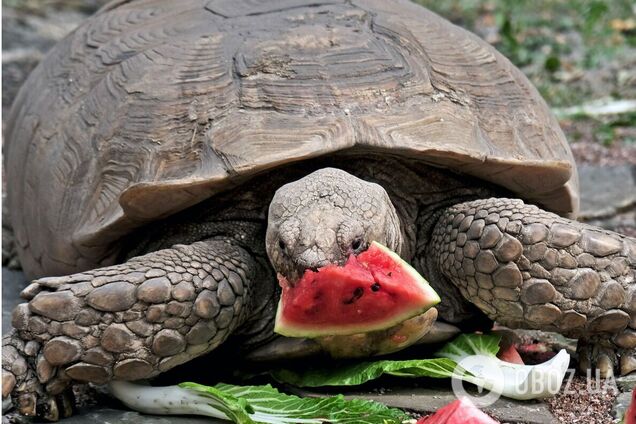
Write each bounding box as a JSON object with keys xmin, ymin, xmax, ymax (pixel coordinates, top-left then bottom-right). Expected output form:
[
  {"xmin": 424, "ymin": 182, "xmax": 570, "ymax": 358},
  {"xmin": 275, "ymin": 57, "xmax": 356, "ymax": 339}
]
[{"xmin": 266, "ymin": 168, "xmax": 403, "ymax": 282}]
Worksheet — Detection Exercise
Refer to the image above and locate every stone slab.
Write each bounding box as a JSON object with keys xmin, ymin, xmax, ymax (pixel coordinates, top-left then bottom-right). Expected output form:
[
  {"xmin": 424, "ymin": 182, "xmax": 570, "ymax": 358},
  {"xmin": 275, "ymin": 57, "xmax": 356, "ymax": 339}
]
[
  {"xmin": 578, "ymin": 164, "xmax": 636, "ymax": 219},
  {"xmin": 293, "ymin": 385, "xmax": 557, "ymax": 423}
]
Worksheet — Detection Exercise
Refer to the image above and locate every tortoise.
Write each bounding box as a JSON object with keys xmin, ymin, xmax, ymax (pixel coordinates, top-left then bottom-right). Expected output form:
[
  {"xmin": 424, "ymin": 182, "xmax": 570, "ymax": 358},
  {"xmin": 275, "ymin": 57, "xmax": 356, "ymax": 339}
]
[{"xmin": 3, "ymin": 0, "xmax": 635, "ymax": 420}]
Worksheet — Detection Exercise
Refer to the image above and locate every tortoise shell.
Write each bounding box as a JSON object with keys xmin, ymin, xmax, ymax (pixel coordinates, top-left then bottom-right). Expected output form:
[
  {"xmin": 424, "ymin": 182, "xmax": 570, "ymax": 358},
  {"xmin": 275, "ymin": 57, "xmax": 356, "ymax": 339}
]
[{"xmin": 5, "ymin": 0, "xmax": 578, "ymax": 278}]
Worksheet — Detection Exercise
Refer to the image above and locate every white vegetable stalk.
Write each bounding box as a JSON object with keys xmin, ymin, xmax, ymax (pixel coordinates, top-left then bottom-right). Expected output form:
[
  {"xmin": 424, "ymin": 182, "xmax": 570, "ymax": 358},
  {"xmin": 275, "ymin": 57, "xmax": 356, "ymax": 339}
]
[
  {"xmin": 451, "ymin": 349, "xmax": 571, "ymax": 400},
  {"xmin": 109, "ymin": 381, "xmax": 230, "ymax": 419}
]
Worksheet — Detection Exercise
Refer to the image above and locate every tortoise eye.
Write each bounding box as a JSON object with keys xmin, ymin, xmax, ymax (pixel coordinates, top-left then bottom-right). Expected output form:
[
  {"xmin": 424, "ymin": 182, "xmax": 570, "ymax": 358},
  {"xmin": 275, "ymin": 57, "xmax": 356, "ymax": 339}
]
[
  {"xmin": 351, "ymin": 238, "xmax": 363, "ymax": 252},
  {"xmin": 279, "ymin": 240, "xmax": 286, "ymax": 250}
]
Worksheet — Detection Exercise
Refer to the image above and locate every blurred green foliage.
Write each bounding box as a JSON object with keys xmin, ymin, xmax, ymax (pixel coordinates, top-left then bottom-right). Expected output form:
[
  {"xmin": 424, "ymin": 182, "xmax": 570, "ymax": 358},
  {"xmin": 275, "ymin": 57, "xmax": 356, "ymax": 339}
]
[{"xmin": 415, "ymin": 0, "xmax": 636, "ymax": 107}]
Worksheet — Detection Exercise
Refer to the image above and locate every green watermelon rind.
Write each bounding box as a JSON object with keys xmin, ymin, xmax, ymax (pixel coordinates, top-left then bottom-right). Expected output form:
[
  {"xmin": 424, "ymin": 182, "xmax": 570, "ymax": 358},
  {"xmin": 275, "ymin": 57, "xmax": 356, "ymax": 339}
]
[{"xmin": 274, "ymin": 241, "xmax": 441, "ymax": 338}]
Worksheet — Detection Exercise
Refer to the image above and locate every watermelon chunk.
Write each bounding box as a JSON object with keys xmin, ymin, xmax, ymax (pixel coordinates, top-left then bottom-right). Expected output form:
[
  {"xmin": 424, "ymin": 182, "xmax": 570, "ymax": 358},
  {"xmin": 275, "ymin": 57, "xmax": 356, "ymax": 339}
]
[
  {"xmin": 416, "ymin": 398, "xmax": 498, "ymax": 424},
  {"xmin": 274, "ymin": 241, "xmax": 440, "ymax": 337},
  {"xmin": 626, "ymin": 388, "xmax": 636, "ymax": 424}
]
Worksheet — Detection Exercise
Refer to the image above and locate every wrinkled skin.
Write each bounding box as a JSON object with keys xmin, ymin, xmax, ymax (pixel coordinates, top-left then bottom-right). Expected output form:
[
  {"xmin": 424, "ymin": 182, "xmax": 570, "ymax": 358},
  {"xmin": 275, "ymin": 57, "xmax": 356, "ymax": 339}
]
[
  {"xmin": 3, "ymin": 164, "xmax": 635, "ymax": 421},
  {"xmin": 266, "ymin": 168, "xmax": 404, "ymax": 282}
]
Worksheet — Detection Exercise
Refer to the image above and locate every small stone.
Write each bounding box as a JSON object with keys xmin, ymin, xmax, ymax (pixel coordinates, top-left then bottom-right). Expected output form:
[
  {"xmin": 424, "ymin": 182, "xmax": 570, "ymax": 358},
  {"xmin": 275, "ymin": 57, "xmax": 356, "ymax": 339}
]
[
  {"xmin": 597, "ymin": 281, "xmax": 626, "ymax": 309},
  {"xmin": 35, "ymin": 356, "xmax": 53, "ymax": 384},
  {"xmin": 549, "ymin": 223, "xmax": 580, "ymax": 248},
  {"xmin": 137, "ymin": 277, "xmax": 171, "ymax": 304},
  {"xmin": 580, "ymin": 231, "xmax": 622, "ymax": 257},
  {"xmin": 521, "ymin": 279, "xmax": 556, "ymax": 304},
  {"xmin": 479, "ymin": 225, "xmax": 502, "ymax": 249},
  {"xmin": 194, "ymin": 290, "xmax": 220, "ymax": 318},
  {"xmin": 114, "ymin": 358, "xmax": 155, "ymax": 380},
  {"xmin": 43, "ymin": 337, "xmax": 82, "ymax": 366},
  {"xmin": 474, "ymin": 251, "xmax": 498, "ymax": 274},
  {"xmin": 492, "ymin": 287, "xmax": 519, "ymax": 301},
  {"xmin": 616, "ymin": 373, "xmax": 636, "ymax": 392},
  {"xmin": 614, "ymin": 330, "xmax": 636, "ymax": 349},
  {"xmin": 86, "ymin": 282, "xmax": 136, "ymax": 312},
  {"xmin": 557, "ymin": 310, "xmax": 587, "ymax": 331},
  {"xmin": 29, "ymin": 291, "xmax": 81, "ymax": 321},
  {"xmin": 568, "ymin": 269, "xmax": 600, "ymax": 300},
  {"xmin": 166, "ymin": 301, "xmax": 191, "ymax": 317},
  {"xmin": 492, "ymin": 264, "xmax": 522, "ymax": 288},
  {"xmin": 172, "ymin": 281, "xmax": 195, "ymax": 301},
  {"xmin": 587, "ymin": 310, "xmax": 630, "ymax": 332},
  {"xmin": 101, "ymin": 324, "xmax": 138, "ymax": 353},
  {"xmin": 65, "ymin": 363, "xmax": 111, "ymax": 384},
  {"xmin": 152, "ymin": 329, "xmax": 186, "ymax": 357},
  {"xmin": 521, "ymin": 223, "xmax": 549, "ymax": 244},
  {"xmin": 81, "ymin": 347, "xmax": 113, "ymax": 366},
  {"xmin": 525, "ymin": 304, "xmax": 561, "ymax": 325}
]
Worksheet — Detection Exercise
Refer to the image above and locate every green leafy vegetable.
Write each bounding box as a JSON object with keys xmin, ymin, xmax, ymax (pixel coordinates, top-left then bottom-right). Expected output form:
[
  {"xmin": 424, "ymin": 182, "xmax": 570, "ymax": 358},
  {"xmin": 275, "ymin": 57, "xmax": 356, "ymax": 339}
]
[
  {"xmin": 271, "ymin": 334, "xmax": 571, "ymax": 400},
  {"xmin": 109, "ymin": 381, "xmax": 408, "ymax": 424},
  {"xmin": 271, "ymin": 357, "xmax": 458, "ymax": 387}
]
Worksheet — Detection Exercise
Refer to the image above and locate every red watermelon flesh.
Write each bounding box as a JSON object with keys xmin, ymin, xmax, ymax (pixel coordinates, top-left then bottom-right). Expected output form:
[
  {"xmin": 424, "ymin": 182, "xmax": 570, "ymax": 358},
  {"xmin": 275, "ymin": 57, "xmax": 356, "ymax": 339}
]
[
  {"xmin": 416, "ymin": 398, "xmax": 499, "ymax": 424},
  {"xmin": 274, "ymin": 241, "xmax": 440, "ymax": 337},
  {"xmin": 626, "ymin": 388, "xmax": 636, "ymax": 424}
]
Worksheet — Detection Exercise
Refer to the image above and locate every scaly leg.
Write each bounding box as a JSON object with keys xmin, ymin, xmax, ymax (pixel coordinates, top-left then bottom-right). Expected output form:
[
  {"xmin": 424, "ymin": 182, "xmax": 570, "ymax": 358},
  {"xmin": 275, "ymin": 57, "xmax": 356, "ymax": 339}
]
[
  {"xmin": 2, "ymin": 238, "xmax": 273, "ymax": 420},
  {"xmin": 431, "ymin": 198, "xmax": 635, "ymax": 376}
]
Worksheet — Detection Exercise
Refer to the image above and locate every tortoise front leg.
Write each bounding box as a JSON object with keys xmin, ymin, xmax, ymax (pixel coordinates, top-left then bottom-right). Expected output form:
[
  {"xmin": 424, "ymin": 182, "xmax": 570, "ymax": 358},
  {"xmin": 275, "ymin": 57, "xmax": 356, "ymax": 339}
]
[
  {"xmin": 430, "ymin": 198, "xmax": 635, "ymax": 376},
  {"xmin": 2, "ymin": 238, "xmax": 272, "ymax": 420}
]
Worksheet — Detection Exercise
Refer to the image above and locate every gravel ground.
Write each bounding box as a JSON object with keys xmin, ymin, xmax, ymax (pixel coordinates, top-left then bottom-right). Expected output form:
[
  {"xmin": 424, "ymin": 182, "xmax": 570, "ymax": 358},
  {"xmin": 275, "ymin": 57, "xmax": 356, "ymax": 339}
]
[{"xmin": 545, "ymin": 376, "xmax": 620, "ymax": 423}]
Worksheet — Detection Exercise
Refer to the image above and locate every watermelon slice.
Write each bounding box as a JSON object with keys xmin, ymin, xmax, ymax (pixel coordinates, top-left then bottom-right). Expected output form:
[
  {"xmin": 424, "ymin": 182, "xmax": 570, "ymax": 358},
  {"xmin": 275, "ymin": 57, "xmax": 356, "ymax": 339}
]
[
  {"xmin": 416, "ymin": 398, "xmax": 498, "ymax": 424},
  {"xmin": 274, "ymin": 241, "xmax": 440, "ymax": 337},
  {"xmin": 626, "ymin": 387, "xmax": 636, "ymax": 424}
]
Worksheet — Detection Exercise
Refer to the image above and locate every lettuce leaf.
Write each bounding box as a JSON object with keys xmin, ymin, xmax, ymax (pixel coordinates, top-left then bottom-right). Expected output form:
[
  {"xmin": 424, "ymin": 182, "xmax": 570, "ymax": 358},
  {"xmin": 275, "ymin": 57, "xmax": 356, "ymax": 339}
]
[
  {"xmin": 271, "ymin": 333, "xmax": 570, "ymax": 400},
  {"xmin": 109, "ymin": 381, "xmax": 408, "ymax": 424}
]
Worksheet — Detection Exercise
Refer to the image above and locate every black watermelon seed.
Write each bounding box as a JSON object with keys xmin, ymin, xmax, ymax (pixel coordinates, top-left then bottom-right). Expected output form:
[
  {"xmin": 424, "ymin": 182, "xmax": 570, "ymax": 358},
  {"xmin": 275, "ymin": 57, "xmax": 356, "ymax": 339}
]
[
  {"xmin": 371, "ymin": 283, "xmax": 381, "ymax": 292},
  {"xmin": 344, "ymin": 287, "xmax": 364, "ymax": 304},
  {"xmin": 387, "ymin": 272, "xmax": 392, "ymax": 277}
]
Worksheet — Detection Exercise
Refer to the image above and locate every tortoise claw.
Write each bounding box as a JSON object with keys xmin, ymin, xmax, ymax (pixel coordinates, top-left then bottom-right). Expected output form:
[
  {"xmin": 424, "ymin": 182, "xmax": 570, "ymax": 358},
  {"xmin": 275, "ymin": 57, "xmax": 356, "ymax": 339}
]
[
  {"xmin": 57, "ymin": 389, "xmax": 75, "ymax": 418},
  {"xmin": 596, "ymin": 353, "xmax": 614, "ymax": 379},
  {"xmin": 42, "ymin": 396, "xmax": 59, "ymax": 421},
  {"xmin": 17, "ymin": 392, "xmax": 37, "ymax": 417},
  {"xmin": 577, "ymin": 341, "xmax": 636, "ymax": 377},
  {"xmin": 620, "ymin": 354, "xmax": 636, "ymax": 375}
]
